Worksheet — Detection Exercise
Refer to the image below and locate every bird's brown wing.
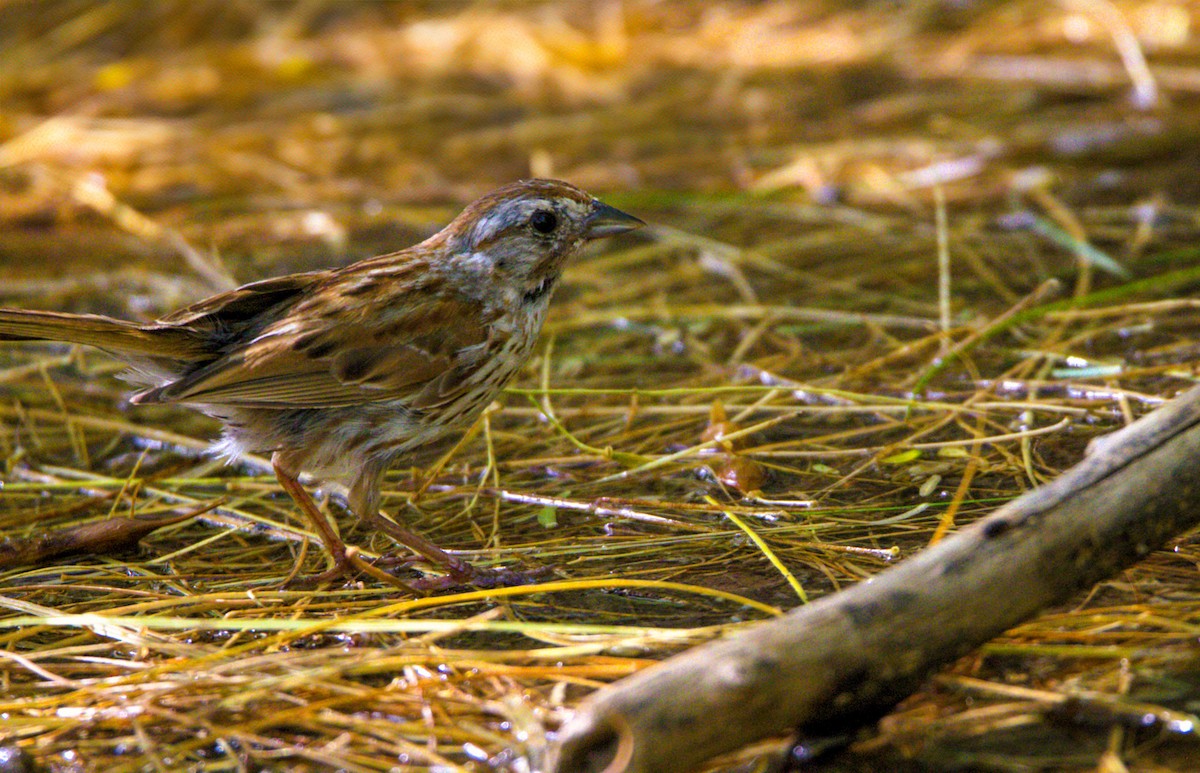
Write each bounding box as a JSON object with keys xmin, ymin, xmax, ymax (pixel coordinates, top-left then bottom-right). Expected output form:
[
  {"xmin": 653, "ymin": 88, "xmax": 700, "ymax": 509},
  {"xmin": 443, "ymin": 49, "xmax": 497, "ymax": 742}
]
[
  {"xmin": 133, "ymin": 291, "xmax": 498, "ymax": 409},
  {"xmin": 157, "ymin": 271, "xmax": 330, "ymax": 330}
]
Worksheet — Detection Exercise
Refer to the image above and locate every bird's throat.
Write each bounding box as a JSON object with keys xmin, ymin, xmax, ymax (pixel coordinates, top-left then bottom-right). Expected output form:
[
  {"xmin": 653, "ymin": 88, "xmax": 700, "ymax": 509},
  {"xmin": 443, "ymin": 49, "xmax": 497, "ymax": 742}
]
[{"xmin": 522, "ymin": 275, "xmax": 556, "ymax": 305}]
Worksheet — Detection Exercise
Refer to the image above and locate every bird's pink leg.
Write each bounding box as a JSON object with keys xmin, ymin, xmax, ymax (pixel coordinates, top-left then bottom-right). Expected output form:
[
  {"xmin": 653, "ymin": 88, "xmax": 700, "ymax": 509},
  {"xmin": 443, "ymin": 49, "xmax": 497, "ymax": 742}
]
[{"xmin": 273, "ymin": 454, "xmax": 414, "ymax": 591}]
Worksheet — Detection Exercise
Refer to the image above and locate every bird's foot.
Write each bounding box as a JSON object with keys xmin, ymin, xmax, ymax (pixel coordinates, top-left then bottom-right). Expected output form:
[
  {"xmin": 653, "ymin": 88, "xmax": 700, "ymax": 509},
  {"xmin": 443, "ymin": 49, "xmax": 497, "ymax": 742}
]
[
  {"xmin": 360, "ymin": 509, "xmax": 554, "ymax": 592},
  {"xmin": 372, "ymin": 551, "xmax": 554, "ymax": 592},
  {"xmin": 281, "ymin": 546, "xmax": 418, "ymax": 592},
  {"xmin": 411, "ymin": 558, "xmax": 554, "ymax": 593}
]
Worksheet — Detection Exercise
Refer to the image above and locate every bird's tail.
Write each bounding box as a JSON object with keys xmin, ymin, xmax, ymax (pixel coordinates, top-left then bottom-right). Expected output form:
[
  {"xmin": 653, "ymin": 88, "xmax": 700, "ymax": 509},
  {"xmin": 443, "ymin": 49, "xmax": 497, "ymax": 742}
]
[{"xmin": 0, "ymin": 309, "xmax": 202, "ymax": 358}]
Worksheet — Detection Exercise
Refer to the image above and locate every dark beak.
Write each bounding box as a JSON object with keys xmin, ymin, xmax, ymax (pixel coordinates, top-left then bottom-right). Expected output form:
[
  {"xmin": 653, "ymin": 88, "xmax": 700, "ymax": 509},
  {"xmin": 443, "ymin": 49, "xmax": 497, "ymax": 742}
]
[{"xmin": 585, "ymin": 200, "xmax": 645, "ymax": 239}]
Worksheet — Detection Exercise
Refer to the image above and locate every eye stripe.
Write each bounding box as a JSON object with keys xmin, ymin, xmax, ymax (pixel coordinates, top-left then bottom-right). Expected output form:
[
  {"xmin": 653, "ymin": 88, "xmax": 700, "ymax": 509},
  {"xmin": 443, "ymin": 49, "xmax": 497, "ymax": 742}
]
[{"xmin": 469, "ymin": 196, "xmax": 573, "ymax": 250}]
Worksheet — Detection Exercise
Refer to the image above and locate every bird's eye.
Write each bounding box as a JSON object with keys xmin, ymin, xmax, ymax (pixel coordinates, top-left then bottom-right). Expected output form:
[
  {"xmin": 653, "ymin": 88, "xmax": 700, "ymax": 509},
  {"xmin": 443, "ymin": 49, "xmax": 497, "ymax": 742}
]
[{"xmin": 530, "ymin": 209, "xmax": 558, "ymax": 234}]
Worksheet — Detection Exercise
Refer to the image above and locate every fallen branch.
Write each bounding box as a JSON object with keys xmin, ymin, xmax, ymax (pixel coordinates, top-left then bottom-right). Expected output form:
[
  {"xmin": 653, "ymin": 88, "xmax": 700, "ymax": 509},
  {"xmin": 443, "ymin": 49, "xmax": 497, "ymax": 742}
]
[{"xmin": 549, "ymin": 385, "xmax": 1200, "ymax": 773}]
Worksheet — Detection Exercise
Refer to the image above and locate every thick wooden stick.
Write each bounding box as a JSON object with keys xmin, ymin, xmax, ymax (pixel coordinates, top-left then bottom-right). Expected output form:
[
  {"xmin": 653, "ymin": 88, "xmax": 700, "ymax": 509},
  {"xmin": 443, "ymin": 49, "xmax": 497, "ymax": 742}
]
[{"xmin": 550, "ymin": 385, "xmax": 1200, "ymax": 773}]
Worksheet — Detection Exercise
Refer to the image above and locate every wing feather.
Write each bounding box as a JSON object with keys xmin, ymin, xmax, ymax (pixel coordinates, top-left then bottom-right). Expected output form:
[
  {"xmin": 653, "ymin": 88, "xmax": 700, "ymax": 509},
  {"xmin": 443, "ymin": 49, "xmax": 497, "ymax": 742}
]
[
  {"xmin": 158, "ymin": 272, "xmax": 328, "ymax": 329},
  {"xmin": 134, "ymin": 281, "xmax": 498, "ymax": 409}
]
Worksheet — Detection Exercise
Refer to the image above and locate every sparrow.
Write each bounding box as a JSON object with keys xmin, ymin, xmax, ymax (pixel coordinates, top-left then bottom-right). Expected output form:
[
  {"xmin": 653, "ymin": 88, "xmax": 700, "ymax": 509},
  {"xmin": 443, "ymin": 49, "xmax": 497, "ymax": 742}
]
[{"xmin": 0, "ymin": 179, "xmax": 644, "ymax": 589}]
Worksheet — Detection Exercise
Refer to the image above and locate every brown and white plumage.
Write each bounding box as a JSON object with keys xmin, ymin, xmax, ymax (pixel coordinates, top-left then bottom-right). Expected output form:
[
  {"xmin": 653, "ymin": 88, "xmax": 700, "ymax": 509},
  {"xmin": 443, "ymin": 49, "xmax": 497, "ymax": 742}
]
[{"xmin": 0, "ymin": 179, "xmax": 643, "ymax": 588}]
